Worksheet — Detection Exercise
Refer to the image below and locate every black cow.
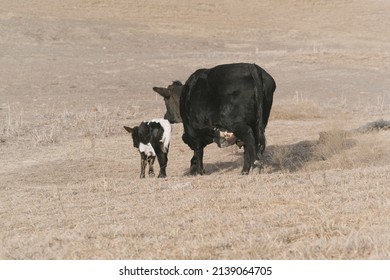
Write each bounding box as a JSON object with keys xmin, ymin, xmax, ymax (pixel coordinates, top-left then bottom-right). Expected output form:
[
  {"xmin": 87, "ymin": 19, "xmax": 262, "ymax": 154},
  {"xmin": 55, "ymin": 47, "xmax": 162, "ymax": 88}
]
[
  {"xmin": 124, "ymin": 118, "xmax": 171, "ymax": 178},
  {"xmin": 153, "ymin": 63, "xmax": 276, "ymax": 175}
]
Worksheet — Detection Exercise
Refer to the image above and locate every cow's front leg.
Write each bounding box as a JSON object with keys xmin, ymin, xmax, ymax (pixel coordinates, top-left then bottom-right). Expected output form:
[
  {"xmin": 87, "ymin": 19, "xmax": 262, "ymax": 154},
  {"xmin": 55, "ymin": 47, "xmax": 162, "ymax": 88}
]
[
  {"xmin": 190, "ymin": 146, "xmax": 205, "ymax": 175},
  {"xmin": 184, "ymin": 133, "xmax": 206, "ymax": 175},
  {"xmin": 148, "ymin": 156, "xmax": 156, "ymax": 177},
  {"xmin": 190, "ymin": 153, "xmax": 198, "ymax": 175},
  {"xmin": 140, "ymin": 153, "xmax": 147, "ymax": 178},
  {"xmin": 234, "ymin": 124, "xmax": 256, "ymax": 175}
]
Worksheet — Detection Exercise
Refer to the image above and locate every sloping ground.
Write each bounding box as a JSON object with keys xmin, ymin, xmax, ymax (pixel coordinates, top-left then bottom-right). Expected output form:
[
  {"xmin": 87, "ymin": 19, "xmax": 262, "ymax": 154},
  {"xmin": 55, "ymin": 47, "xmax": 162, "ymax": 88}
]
[
  {"xmin": 1, "ymin": 121, "xmax": 389, "ymax": 259},
  {"xmin": 1, "ymin": 0, "xmax": 390, "ymax": 259}
]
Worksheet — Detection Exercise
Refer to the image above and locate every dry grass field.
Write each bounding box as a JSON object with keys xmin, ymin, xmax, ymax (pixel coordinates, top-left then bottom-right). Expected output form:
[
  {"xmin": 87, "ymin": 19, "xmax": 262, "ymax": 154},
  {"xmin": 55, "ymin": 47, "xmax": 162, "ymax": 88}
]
[{"xmin": 1, "ymin": 0, "xmax": 390, "ymax": 259}]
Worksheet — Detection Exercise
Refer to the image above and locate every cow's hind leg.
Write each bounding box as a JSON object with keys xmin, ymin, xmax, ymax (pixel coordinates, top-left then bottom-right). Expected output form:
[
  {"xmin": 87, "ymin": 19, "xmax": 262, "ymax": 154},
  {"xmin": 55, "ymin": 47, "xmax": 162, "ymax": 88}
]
[
  {"xmin": 257, "ymin": 123, "xmax": 266, "ymax": 159},
  {"xmin": 253, "ymin": 124, "xmax": 266, "ymax": 167},
  {"xmin": 234, "ymin": 124, "xmax": 256, "ymax": 175},
  {"xmin": 148, "ymin": 156, "xmax": 156, "ymax": 177}
]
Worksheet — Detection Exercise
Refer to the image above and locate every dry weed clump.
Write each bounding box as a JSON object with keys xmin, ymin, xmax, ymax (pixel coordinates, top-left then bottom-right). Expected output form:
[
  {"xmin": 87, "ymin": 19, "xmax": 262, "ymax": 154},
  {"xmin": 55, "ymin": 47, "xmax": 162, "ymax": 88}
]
[
  {"xmin": 308, "ymin": 128, "xmax": 387, "ymax": 171},
  {"xmin": 264, "ymin": 118, "xmax": 389, "ymax": 173},
  {"xmin": 1, "ymin": 105, "xmax": 26, "ymax": 139},
  {"xmin": 31, "ymin": 124, "xmax": 61, "ymax": 145},
  {"xmin": 262, "ymin": 138, "xmax": 318, "ymax": 173},
  {"xmin": 316, "ymin": 129, "xmax": 354, "ymax": 160},
  {"xmin": 335, "ymin": 132, "xmax": 386, "ymax": 169}
]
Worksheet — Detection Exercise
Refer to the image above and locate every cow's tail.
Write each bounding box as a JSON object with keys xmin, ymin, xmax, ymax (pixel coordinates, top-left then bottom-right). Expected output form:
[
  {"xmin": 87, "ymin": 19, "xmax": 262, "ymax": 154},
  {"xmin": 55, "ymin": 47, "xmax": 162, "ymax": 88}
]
[{"xmin": 249, "ymin": 64, "xmax": 266, "ymax": 159}]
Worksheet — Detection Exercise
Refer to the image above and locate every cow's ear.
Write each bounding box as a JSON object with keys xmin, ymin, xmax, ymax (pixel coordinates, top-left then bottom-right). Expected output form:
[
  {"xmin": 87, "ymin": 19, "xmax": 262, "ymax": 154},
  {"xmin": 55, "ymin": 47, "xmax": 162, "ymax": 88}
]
[
  {"xmin": 153, "ymin": 87, "xmax": 171, "ymax": 99},
  {"xmin": 124, "ymin": 126, "xmax": 134, "ymax": 134}
]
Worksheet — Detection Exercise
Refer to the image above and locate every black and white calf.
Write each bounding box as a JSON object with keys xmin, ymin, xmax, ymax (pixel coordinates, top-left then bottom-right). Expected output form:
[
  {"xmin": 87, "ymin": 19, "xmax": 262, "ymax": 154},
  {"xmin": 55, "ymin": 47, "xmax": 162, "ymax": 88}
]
[{"xmin": 124, "ymin": 119, "xmax": 171, "ymax": 178}]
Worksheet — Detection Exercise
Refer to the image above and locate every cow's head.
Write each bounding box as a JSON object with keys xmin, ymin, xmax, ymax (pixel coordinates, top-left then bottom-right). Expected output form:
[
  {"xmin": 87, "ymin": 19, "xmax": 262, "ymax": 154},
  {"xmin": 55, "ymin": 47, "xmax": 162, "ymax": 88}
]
[{"xmin": 153, "ymin": 81, "xmax": 183, "ymax": 123}]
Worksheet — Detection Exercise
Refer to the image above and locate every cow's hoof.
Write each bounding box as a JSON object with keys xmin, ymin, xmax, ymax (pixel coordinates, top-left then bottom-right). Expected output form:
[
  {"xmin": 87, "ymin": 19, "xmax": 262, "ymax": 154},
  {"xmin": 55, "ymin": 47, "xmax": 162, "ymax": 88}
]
[
  {"xmin": 149, "ymin": 172, "xmax": 155, "ymax": 177},
  {"xmin": 157, "ymin": 173, "xmax": 166, "ymax": 178},
  {"xmin": 190, "ymin": 167, "xmax": 205, "ymax": 176},
  {"xmin": 195, "ymin": 167, "xmax": 205, "ymax": 175},
  {"xmin": 241, "ymin": 171, "xmax": 249, "ymax": 175},
  {"xmin": 190, "ymin": 165, "xmax": 197, "ymax": 175}
]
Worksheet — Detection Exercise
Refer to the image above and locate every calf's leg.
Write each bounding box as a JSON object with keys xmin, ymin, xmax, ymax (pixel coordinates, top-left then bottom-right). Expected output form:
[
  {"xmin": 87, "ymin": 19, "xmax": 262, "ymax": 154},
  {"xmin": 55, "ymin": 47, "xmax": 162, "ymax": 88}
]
[
  {"xmin": 156, "ymin": 151, "xmax": 168, "ymax": 178},
  {"xmin": 148, "ymin": 156, "xmax": 156, "ymax": 177},
  {"xmin": 140, "ymin": 153, "xmax": 147, "ymax": 178}
]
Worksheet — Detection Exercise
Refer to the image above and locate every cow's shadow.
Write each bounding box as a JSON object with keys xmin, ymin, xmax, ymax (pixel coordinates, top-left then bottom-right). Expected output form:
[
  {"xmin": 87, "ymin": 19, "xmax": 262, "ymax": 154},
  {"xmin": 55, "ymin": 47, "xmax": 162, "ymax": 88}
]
[
  {"xmin": 198, "ymin": 131, "xmax": 358, "ymax": 175},
  {"xmin": 182, "ymin": 159, "xmax": 241, "ymax": 176},
  {"xmin": 204, "ymin": 159, "xmax": 242, "ymax": 174}
]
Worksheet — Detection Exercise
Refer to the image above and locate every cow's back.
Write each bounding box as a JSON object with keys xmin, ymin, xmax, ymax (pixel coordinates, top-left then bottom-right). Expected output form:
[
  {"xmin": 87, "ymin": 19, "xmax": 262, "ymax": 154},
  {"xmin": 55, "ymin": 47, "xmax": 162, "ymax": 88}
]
[{"xmin": 181, "ymin": 63, "xmax": 260, "ymax": 131}]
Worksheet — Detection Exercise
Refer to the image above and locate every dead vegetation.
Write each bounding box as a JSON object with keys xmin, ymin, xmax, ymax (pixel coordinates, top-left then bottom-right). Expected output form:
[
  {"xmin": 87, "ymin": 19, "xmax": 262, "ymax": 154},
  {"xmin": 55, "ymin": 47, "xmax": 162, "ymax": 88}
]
[
  {"xmin": 2, "ymin": 99, "xmax": 389, "ymax": 260},
  {"xmin": 1, "ymin": 105, "xmax": 129, "ymax": 146},
  {"xmin": 1, "ymin": 0, "xmax": 390, "ymax": 260}
]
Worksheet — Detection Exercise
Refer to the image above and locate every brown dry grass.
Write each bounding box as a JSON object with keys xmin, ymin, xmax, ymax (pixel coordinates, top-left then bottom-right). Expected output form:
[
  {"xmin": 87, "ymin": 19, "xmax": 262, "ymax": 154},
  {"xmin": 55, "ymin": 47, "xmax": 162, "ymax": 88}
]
[{"xmin": 1, "ymin": 0, "xmax": 390, "ymax": 260}]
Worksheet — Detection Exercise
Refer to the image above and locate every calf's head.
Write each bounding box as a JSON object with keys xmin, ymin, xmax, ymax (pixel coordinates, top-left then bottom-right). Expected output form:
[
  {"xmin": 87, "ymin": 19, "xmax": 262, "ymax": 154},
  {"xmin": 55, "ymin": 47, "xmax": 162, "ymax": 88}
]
[
  {"xmin": 153, "ymin": 81, "xmax": 183, "ymax": 124},
  {"xmin": 124, "ymin": 122, "xmax": 152, "ymax": 148},
  {"xmin": 124, "ymin": 126, "xmax": 140, "ymax": 148}
]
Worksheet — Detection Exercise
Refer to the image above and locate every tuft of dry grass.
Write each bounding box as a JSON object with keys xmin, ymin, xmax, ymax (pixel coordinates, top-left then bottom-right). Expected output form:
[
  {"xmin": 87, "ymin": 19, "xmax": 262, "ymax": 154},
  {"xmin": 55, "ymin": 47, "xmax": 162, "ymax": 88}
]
[
  {"xmin": 1, "ymin": 105, "xmax": 129, "ymax": 146},
  {"xmin": 316, "ymin": 129, "xmax": 355, "ymax": 160},
  {"xmin": 1, "ymin": 105, "xmax": 26, "ymax": 139}
]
